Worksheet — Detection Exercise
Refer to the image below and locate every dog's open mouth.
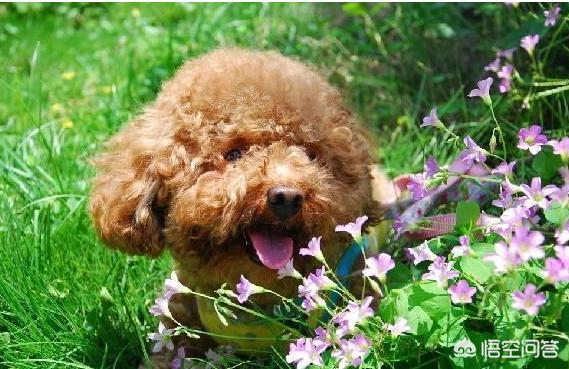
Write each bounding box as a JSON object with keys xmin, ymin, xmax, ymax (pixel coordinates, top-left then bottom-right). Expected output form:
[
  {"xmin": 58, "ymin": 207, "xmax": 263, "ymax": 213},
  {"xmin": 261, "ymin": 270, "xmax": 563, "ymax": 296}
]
[{"xmin": 244, "ymin": 227, "xmax": 295, "ymax": 270}]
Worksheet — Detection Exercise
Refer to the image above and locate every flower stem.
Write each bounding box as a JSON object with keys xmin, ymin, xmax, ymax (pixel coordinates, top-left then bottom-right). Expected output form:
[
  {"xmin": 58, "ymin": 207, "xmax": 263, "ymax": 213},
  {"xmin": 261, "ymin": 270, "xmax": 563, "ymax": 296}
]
[
  {"xmin": 186, "ymin": 289, "xmax": 303, "ymax": 337},
  {"xmin": 488, "ymin": 103, "xmax": 507, "ymax": 161}
]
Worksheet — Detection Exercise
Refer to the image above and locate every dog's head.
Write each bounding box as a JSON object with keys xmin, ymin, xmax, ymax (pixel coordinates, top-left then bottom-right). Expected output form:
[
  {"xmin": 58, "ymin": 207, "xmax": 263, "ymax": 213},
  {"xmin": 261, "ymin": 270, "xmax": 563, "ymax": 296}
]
[{"xmin": 90, "ymin": 48, "xmax": 380, "ymax": 290}]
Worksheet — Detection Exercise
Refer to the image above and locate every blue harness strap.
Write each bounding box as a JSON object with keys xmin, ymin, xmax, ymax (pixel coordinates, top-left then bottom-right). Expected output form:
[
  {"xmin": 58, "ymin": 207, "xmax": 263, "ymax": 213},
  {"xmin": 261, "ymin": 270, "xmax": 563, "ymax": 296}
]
[{"xmin": 335, "ymin": 238, "xmax": 367, "ymax": 282}]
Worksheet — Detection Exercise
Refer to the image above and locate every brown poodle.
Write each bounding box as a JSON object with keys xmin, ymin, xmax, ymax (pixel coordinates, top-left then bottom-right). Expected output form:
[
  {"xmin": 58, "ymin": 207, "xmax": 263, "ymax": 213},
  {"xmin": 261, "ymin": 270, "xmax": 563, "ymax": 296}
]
[{"xmin": 89, "ymin": 48, "xmax": 391, "ymax": 366}]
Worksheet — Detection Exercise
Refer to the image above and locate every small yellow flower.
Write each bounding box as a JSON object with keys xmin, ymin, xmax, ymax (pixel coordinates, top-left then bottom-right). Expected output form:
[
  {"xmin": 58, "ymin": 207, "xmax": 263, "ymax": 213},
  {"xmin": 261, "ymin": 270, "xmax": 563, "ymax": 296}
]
[
  {"xmin": 100, "ymin": 85, "xmax": 113, "ymax": 94},
  {"xmin": 62, "ymin": 119, "xmax": 74, "ymax": 129},
  {"xmin": 51, "ymin": 103, "xmax": 64, "ymax": 114},
  {"xmin": 61, "ymin": 71, "xmax": 76, "ymax": 81},
  {"xmin": 131, "ymin": 8, "xmax": 141, "ymax": 18}
]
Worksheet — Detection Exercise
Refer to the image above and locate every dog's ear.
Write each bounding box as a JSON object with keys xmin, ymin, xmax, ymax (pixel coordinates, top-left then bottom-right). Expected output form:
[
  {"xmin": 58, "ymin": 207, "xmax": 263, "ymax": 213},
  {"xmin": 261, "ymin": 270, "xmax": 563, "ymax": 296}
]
[{"xmin": 89, "ymin": 112, "xmax": 171, "ymax": 257}]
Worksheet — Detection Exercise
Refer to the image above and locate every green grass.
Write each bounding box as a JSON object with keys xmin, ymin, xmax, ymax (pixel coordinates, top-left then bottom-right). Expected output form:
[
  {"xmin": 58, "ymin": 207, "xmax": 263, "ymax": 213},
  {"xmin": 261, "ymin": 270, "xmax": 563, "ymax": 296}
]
[{"xmin": 1, "ymin": 3, "xmax": 567, "ymax": 369}]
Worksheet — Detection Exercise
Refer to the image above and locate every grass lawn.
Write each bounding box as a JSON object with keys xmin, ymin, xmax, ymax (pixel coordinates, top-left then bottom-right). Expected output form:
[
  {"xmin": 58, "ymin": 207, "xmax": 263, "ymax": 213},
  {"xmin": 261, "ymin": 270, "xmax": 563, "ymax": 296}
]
[{"xmin": 1, "ymin": 3, "xmax": 567, "ymax": 369}]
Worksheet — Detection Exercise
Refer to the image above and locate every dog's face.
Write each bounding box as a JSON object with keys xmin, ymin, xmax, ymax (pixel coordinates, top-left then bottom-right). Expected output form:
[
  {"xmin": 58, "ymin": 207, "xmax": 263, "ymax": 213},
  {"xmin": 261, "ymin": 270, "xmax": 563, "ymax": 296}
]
[{"xmin": 90, "ymin": 49, "xmax": 380, "ymax": 292}]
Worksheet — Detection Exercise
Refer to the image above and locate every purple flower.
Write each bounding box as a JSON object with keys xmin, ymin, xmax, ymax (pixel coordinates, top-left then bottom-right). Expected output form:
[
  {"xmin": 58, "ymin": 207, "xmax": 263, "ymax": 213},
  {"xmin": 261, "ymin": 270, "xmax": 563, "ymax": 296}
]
[
  {"xmin": 236, "ymin": 275, "xmax": 263, "ymax": 303},
  {"xmin": 544, "ymin": 5, "xmax": 561, "ymax": 27},
  {"xmin": 497, "ymin": 47, "xmax": 517, "ymax": 60},
  {"xmin": 549, "ymin": 137, "xmax": 569, "ymax": 162},
  {"xmin": 485, "ymin": 242, "xmax": 522, "ymax": 274},
  {"xmin": 542, "ymin": 257, "xmax": 569, "ymax": 284},
  {"xmin": 499, "ymin": 78, "xmax": 512, "ymax": 94},
  {"xmin": 149, "ymin": 297, "xmax": 171, "ymax": 318},
  {"xmin": 521, "ymin": 34, "xmax": 540, "ymax": 55},
  {"xmin": 556, "ymin": 224, "xmax": 569, "ymax": 245},
  {"xmin": 458, "ymin": 136, "xmax": 487, "ymax": 167},
  {"xmin": 484, "ymin": 57, "xmax": 501, "ymax": 72},
  {"xmin": 384, "ymin": 317, "xmax": 411, "ymax": 337},
  {"xmin": 451, "ymin": 235, "xmax": 473, "ymax": 257},
  {"xmin": 519, "ymin": 177, "xmax": 558, "ymax": 209},
  {"xmin": 497, "ymin": 64, "xmax": 514, "ymax": 80},
  {"xmin": 148, "ymin": 322, "xmax": 175, "ymax": 353},
  {"xmin": 299, "ymin": 236, "xmax": 325, "ymax": 262},
  {"xmin": 392, "ymin": 215, "xmax": 406, "ymax": 237},
  {"xmin": 309, "ymin": 266, "xmax": 336, "ymax": 290},
  {"xmin": 298, "ymin": 267, "xmax": 335, "ymax": 311},
  {"xmin": 497, "ymin": 64, "xmax": 514, "ymax": 93},
  {"xmin": 335, "ymin": 215, "xmax": 368, "ymax": 242},
  {"xmin": 550, "ymin": 185, "xmax": 569, "ymax": 204},
  {"xmin": 286, "ymin": 337, "xmax": 327, "ymax": 369},
  {"xmin": 314, "ymin": 326, "xmax": 336, "ymax": 347},
  {"xmin": 517, "ymin": 125, "xmax": 548, "ymax": 155},
  {"xmin": 425, "ymin": 156, "xmax": 440, "ymax": 178},
  {"xmin": 277, "ymin": 258, "xmax": 302, "ymax": 280},
  {"xmin": 301, "ymin": 296, "xmax": 323, "ymax": 312},
  {"xmin": 492, "ymin": 186, "xmax": 515, "ymax": 209},
  {"xmin": 561, "ymin": 167, "xmax": 569, "ymax": 185},
  {"xmin": 489, "ymin": 205, "xmax": 533, "ymax": 241},
  {"xmin": 467, "ymin": 77, "xmax": 493, "ymax": 104},
  {"xmin": 298, "ymin": 277, "xmax": 320, "ymax": 303},
  {"xmin": 512, "ymin": 284, "xmax": 547, "ymax": 316},
  {"xmin": 422, "ymin": 256, "xmax": 460, "ymax": 288},
  {"xmin": 448, "ymin": 280, "xmax": 476, "ymax": 304},
  {"xmin": 509, "ymin": 227, "xmax": 544, "ymax": 262},
  {"xmin": 362, "ymin": 253, "xmax": 395, "ymax": 282},
  {"xmin": 333, "ymin": 296, "xmax": 374, "ymax": 333},
  {"xmin": 555, "ymin": 245, "xmax": 569, "ymax": 266},
  {"xmin": 407, "ymin": 173, "xmax": 429, "ymax": 200},
  {"xmin": 406, "ymin": 242, "xmax": 437, "ymax": 265},
  {"xmin": 491, "ymin": 161, "xmax": 517, "ymax": 177},
  {"xmin": 171, "ymin": 347, "xmax": 185, "ymax": 369},
  {"xmin": 331, "ymin": 335, "xmax": 371, "ymax": 369},
  {"xmin": 421, "ymin": 108, "xmax": 443, "ymax": 128},
  {"xmin": 164, "ymin": 271, "xmax": 191, "ymax": 299},
  {"xmin": 204, "ymin": 345, "xmax": 235, "ymax": 366}
]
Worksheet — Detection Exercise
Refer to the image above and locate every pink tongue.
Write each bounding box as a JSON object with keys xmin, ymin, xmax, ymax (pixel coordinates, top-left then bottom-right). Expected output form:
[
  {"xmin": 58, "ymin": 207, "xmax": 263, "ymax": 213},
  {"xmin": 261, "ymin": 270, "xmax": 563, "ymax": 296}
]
[{"xmin": 248, "ymin": 230, "xmax": 294, "ymax": 270}]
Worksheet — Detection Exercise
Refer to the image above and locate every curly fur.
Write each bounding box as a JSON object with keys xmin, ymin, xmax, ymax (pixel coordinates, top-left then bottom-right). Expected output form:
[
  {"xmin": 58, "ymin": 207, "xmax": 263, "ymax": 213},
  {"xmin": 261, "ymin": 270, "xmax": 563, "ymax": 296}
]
[{"xmin": 89, "ymin": 48, "xmax": 386, "ymax": 362}]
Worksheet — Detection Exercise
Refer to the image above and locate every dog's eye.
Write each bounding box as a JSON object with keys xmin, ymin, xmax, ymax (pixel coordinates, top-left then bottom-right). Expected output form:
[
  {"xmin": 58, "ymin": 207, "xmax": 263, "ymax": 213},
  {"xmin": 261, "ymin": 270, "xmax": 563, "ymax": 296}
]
[
  {"xmin": 307, "ymin": 151, "xmax": 317, "ymax": 161},
  {"xmin": 224, "ymin": 148, "xmax": 243, "ymax": 161}
]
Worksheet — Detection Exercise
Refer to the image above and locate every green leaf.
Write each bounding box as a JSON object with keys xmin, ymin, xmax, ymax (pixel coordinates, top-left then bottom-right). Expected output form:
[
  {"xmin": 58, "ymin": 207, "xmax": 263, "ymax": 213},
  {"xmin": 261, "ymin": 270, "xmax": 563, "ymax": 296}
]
[
  {"xmin": 379, "ymin": 288, "xmax": 410, "ymax": 323},
  {"xmin": 529, "ymin": 342, "xmax": 569, "ymax": 368},
  {"xmin": 408, "ymin": 282, "xmax": 451, "ymax": 320},
  {"xmin": 455, "ymin": 201, "xmax": 481, "ymax": 231},
  {"xmin": 532, "ymin": 149, "xmax": 563, "ymax": 181},
  {"xmin": 406, "ymin": 306, "xmax": 433, "ymax": 336},
  {"xmin": 544, "ymin": 202, "xmax": 569, "ymax": 225},
  {"xmin": 425, "ymin": 307, "xmax": 469, "ymax": 349},
  {"xmin": 502, "ymin": 272, "xmax": 526, "ymax": 292},
  {"xmin": 341, "ymin": 3, "xmax": 367, "ymax": 16},
  {"xmin": 495, "ymin": 317, "xmax": 528, "ymax": 341},
  {"xmin": 561, "ymin": 304, "xmax": 569, "ymax": 333},
  {"xmin": 459, "ymin": 256, "xmax": 493, "ymax": 284},
  {"xmin": 470, "ymin": 243, "xmax": 495, "ymax": 257},
  {"xmin": 447, "ymin": 328, "xmax": 492, "ymax": 369},
  {"xmin": 386, "ymin": 263, "xmax": 414, "ymax": 289},
  {"xmin": 380, "ymin": 286, "xmax": 436, "ymax": 337}
]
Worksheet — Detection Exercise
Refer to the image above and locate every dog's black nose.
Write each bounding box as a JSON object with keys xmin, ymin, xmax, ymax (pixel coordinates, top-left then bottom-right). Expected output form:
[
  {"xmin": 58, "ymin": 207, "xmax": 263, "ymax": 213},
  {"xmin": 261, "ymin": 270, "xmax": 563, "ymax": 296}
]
[{"xmin": 267, "ymin": 186, "xmax": 304, "ymax": 220}]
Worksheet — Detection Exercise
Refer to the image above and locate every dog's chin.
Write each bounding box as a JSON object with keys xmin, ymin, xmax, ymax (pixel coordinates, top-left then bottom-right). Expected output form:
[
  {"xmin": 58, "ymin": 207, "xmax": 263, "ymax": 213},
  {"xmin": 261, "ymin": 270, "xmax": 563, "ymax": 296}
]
[{"xmin": 240, "ymin": 224, "xmax": 306, "ymax": 270}]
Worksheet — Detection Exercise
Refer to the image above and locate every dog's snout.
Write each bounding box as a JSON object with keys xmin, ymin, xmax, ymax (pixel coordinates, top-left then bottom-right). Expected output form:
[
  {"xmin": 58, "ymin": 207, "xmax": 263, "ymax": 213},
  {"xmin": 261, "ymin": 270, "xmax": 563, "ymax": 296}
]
[{"xmin": 267, "ymin": 186, "xmax": 304, "ymax": 220}]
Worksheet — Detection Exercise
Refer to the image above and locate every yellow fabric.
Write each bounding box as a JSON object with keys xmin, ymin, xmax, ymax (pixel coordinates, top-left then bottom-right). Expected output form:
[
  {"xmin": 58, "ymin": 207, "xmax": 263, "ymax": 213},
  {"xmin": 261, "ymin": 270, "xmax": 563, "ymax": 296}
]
[
  {"xmin": 368, "ymin": 219, "xmax": 393, "ymax": 251},
  {"xmin": 196, "ymin": 296, "xmax": 286, "ymax": 351}
]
